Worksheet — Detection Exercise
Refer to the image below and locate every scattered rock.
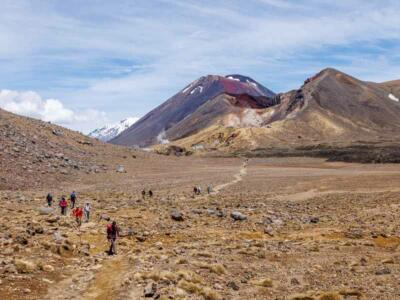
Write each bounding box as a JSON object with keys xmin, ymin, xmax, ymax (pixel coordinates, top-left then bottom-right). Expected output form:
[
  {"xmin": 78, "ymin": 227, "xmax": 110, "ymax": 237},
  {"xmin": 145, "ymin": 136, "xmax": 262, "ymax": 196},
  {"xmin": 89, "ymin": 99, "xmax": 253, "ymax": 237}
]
[
  {"xmin": 52, "ymin": 129, "xmax": 63, "ymax": 136},
  {"xmin": 227, "ymin": 281, "xmax": 239, "ymax": 291},
  {"xmin": 264, "ymin": 226, "xmax": 274, "ymax": 236},
  {"xmin": 231, "ymin": 211, "xmax": 247, "ymax": 221},
  {"xmin": 39, "ymin": 207, "xmax": 54, "ymax": 215},
  {"xmin": 99, "ymin": 214, "xmax": 111, "ymax": 221},
  {"xmin": 116, "ymin": 165, "xmax": 126, "ymax": 173},
  {"xmin": 291, "ymin": 277, "xmax": 300, "ymax": 285},
  {"xmin": 144, "ymin": 282, "xmax": 157, "ymax": 297},
  {"xmin": 171, "ymin": 210, "xmax": 184, "ymax": 221},
  {"xmin": 375, "ymin": 267, "xmax": 391, "ymax": 275}
]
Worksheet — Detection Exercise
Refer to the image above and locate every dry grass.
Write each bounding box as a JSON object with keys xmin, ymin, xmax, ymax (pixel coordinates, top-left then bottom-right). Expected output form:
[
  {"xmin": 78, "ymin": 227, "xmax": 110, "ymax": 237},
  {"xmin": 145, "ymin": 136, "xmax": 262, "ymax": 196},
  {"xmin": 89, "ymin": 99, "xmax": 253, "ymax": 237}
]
[
  {"xmin": 318, "ymin": 292, "xmax": 343, "ymax": 300},
  {"xmin": 250, "ymin": 278, "xmax": 273, "ymax": 288},
  {"xmin": 194, "ymin": 262, "xmax": 227, "ymax": 275}
]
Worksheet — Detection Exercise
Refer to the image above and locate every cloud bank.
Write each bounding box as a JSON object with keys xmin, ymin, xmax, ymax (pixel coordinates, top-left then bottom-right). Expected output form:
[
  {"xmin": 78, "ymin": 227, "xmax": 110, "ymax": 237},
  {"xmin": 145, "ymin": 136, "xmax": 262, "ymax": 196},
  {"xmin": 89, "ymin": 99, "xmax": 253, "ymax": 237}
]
[{"xmin": 0, "ymin": 89, "xmax": 106, "ymax": 132}]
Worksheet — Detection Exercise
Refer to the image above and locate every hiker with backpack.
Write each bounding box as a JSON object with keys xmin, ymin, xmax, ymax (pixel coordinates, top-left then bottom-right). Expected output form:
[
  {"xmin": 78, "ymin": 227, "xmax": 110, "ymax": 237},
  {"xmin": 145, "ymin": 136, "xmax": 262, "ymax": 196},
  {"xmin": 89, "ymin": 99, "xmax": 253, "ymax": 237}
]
[
  {"xmin": 207, "ymin": 185, "xmax": 213, "ymax": 194},
  {"xmin": 70, "ymin": 191, "xmax": 77, "ymax": 209},
  {"xmin": 59, "ymin": 196, "xmax": 68, "ymax": 215},
  {"xmin": 84, "ymin": 202, "xmax": 91, "ymax": 222},
  {"xmin": 72, "ymin": 206, "xmax": 83, "ymax": 226},
  {"xmin": 46, "ymin": 193, "xmax": 53, "ymax": 207},
  {"xmin": 107, "ymin": 221, "xmax": 120, "ymax": 255}
]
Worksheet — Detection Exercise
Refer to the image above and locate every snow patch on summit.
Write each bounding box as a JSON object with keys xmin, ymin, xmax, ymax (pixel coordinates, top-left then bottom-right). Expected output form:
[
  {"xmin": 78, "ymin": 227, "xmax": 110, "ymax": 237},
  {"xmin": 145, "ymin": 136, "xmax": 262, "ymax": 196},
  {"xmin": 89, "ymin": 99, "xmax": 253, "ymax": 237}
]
[
  {"xmin": 190, "ymin": 86, "xmax": 203, "ymax": 94},
  {"xmin": 246, "ymin": 79, "xmax": 257, "ymax": 88}
]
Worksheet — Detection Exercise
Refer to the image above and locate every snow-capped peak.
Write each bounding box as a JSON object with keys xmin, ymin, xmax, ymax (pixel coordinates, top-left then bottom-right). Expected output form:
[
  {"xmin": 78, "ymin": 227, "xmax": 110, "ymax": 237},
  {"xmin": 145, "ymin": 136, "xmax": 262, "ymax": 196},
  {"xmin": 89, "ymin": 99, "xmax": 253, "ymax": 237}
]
[
  {"xmin": 89, "ymin": 117, "xmax": 139, "ymax": 142},
  {"xmin": 389, "ymin": 93, "xmax": 399, "ymax": 102}
]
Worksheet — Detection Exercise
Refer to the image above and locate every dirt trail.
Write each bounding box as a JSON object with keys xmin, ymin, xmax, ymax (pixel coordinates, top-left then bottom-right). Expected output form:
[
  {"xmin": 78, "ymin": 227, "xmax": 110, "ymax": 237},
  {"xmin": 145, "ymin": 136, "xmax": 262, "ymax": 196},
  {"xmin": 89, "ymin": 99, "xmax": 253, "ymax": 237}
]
[
  {"xmin": 82, "ymin": 256, "xmax": 131, "ymax": 300},
  {"xmin": 213, "ymin": 159, "xmax": 248, "ymax": 193}
]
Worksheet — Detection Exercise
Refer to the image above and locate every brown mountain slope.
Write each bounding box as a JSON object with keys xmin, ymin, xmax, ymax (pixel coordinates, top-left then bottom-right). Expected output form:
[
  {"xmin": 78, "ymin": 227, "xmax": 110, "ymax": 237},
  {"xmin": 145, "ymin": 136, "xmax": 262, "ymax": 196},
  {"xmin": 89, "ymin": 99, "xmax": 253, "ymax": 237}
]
[
  {"xmin": 165, "ymin": 68, "xmax": 400, "ymax": 159},
  {"xmin": 0, "ymin": 108, "xmax": 138, "ymax": 190}
]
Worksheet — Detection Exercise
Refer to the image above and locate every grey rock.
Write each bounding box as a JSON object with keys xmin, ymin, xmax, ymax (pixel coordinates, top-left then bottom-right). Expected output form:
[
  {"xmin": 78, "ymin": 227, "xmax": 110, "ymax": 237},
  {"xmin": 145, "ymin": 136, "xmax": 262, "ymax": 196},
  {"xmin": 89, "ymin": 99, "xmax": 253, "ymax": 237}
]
[
  {"xmin": 375, "ymin": 267, "xmax": 391, "ymax": 275},
  {"xmin": 231, "ymin": 211, "xmax": 247, "ymax": 221},
  {"xmin": 144, "ymin": 282, "xmax": 157, "ymax": 297},
  {"xmin": 116, "ymin": 165, "xmax": 126, "ymax": 173},
  {"xmin": 171, "ymin": 210, "xmax": 184, "ymax": 221},
  {"xmin": 39, "ymin": 207, "xmax": 54, "ymax": 215},
  {"xmin": 227, "ymin": 281, "xmax": 239, "ymax": 291},
  {"xmin": 264, "ymin": 226, "xmax": 274, "ymax": 236}
]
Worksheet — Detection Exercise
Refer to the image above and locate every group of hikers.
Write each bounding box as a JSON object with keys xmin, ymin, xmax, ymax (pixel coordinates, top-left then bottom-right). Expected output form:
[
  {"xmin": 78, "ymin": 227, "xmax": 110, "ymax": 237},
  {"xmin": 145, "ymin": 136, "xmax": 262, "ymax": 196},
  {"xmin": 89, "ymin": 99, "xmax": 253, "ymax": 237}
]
[
  {"xmin": 46, "ymin": 191, "xmax": 91, "ymax": 225},
  {"xmin": 44, "ymin": 185, "xmax": 213, "ymax": 257},
  {"xmin": 193, "ymin": 185, "xmax": 213, "ymax": 196},
  {"xmin": 44, "ymin": 190, "xmax": 125, "ymax": 256}
]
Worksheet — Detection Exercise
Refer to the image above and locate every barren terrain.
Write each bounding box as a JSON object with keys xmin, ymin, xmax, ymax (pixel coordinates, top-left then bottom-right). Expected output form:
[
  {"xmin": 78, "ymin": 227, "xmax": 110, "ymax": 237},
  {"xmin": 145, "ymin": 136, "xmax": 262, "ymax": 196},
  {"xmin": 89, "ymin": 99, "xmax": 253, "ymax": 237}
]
[{"xmin": 1, "ymin": 155, "xmax": 399, "ymax": 300}]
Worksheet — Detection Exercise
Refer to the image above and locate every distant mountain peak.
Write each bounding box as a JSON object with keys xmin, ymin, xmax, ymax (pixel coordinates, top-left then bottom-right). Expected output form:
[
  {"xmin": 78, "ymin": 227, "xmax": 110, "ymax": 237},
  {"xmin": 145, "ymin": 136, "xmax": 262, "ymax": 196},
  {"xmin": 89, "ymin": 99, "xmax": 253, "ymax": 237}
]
[
  {"xmin": 111, "ymin": 73, "xmax": 276, "ymax": 147},
  {"xmin": 89, "ymin": 117, "xmax": 138, "ymax": 142}
]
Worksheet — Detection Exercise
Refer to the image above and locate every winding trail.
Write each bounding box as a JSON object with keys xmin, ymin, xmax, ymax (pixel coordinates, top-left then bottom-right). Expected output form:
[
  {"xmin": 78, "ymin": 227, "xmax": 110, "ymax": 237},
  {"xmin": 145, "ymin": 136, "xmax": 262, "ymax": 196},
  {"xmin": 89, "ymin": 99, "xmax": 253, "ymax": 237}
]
[
  {"xmin": 213, "ymin": 159, "xmax": 248, "ymax": 194},
  {"xmin": 44, "ymin": 159, "xmax": 249, "ymax": 300}
]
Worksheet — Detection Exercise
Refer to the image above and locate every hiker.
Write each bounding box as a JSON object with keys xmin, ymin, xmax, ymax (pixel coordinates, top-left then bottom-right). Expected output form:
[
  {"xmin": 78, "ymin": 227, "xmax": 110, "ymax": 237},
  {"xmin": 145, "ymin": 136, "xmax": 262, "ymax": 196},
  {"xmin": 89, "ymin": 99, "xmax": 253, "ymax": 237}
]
[
  {"xmin": 59, "ymin": 196, "xmax": 68, "ymax": 215},
  {"xmin": 107, "ymin": 221, "xmax": 120, "ymax": 255},
  {"xmin": 193, "ymin": 186, "xmax": 198, "ymax": 196},
  {"xmin": 197, "ymin": 186, "xmax": 202, "ymax": 195},
  {"xmin": 70, "ymin": 191, "xmax": 77, "ymax": 209},
  {"xmin": 148, "ymin": 190, "xmax": 153, "ymax": 198},
  {"xmin": 207, "ymin": 185, "xmax": 213, "ymax": 194},
  {"xmin": 46, "ymin": 193, "xmax": 53, "ymax": 207},
  {"xmin": 141, "ymin": 189, "xmax": 146, "ymax": 200},
  {"xmin": 72, "ymin": 206, "xmax": 83, "ymax": 226},
  {"xmin": 84, "ymin": 202, "xmax": 91, "ymax": 222}
]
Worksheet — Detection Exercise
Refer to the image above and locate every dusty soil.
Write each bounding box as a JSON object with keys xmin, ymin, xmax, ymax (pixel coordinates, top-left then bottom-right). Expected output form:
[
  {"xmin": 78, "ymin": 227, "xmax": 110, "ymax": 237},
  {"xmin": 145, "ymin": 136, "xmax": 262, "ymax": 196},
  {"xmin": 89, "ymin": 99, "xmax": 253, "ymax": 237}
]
[{"xmin": 1, "ymin": 156, "xmax": 399, "ymax": 300}]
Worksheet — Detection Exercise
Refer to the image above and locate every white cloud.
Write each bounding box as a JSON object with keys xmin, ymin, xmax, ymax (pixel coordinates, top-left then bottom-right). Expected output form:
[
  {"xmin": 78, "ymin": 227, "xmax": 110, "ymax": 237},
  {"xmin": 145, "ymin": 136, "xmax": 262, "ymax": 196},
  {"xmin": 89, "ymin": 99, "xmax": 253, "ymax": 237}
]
[{"xmin": 0, "ymin": 89, "xmax": 107, "ymax": 132}]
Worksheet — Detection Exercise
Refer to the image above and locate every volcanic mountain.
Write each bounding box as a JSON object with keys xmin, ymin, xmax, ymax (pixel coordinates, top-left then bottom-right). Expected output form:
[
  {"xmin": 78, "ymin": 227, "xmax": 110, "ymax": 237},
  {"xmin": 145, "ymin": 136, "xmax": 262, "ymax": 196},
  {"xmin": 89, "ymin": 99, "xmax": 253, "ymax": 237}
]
[
  {"xmin": 111, "ymin": 68, "xmax": 400, "ymax": 160},
  {"xmin": 110, "ymin": 75, "xmax": 276, "ymax": 147}
]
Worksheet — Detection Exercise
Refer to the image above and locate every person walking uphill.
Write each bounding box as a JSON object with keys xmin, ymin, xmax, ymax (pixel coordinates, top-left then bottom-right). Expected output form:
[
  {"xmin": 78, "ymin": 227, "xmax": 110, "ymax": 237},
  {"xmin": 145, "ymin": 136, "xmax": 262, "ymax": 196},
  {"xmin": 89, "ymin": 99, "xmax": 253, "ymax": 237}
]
[
  {"xmin": 72, "ymin": 206, "xmax": 83, "ymax": 226},
  {"xmin": 107, "ymin": 221, "xmax": 120, "ymax": 255},
  {"xmin": 70, "ymin": 191, "xmax": 77, "ymax": 209},
  {"xmin": 84, "ymin": 202, "xmax": 91, "ymax": 222},
  {"xmin": 59, "ymin": 196, "xmax": 68, "ymax": 215},
  {"xmin": 46, "ymin": 193, "xmax": 53, "ymax": 207}
]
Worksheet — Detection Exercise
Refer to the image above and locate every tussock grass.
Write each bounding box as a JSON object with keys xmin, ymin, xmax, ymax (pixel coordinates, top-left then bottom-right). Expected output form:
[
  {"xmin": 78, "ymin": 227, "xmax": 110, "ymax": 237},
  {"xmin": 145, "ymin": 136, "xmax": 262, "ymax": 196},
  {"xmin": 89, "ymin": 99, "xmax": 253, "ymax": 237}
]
[
  {"xmin": 194, "ymin": 262, "xmax": 227, "ymax": 275},
  {"xmin": 250, "ymin": 278, "xmax": 273, "ymax": 288},
  {"xmin": 318, "ymin": 292, "xmax": 343, "ymax": 300}
]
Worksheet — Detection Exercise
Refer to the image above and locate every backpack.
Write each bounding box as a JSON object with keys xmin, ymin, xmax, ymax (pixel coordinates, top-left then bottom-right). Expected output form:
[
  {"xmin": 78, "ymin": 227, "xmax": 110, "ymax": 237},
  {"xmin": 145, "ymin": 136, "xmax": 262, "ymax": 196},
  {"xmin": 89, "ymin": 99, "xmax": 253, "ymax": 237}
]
[{"xmin": 107, "ymin": 224, "xmax": 113, "ymax": 235}]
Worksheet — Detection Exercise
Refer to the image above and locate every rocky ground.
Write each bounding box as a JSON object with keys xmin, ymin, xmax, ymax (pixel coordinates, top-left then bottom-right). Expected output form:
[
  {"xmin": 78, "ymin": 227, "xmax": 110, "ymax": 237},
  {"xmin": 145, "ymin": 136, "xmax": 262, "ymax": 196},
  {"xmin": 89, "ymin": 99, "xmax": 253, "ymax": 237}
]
[{"xmin": 0, "ymin": 156, "xmax": 399, "ymax": 300}]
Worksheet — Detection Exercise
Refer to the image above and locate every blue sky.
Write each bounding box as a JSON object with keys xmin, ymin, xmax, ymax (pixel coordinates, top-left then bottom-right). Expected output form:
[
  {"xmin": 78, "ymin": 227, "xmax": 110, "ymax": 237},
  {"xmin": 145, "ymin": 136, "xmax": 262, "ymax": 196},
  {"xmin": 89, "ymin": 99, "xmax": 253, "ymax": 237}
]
[{"xmin": 0, "ymin": 0, "xmax": 400, "ymax": 132}]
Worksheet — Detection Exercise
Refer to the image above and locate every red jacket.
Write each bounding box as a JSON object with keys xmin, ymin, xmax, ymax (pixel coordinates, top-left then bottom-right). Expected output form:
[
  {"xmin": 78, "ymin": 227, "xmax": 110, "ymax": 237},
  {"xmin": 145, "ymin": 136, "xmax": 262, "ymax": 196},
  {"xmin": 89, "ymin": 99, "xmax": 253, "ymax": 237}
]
[
  {"xmin": 59, "ymin": 200, "xmax": 67, "ymax": 208},
  {"xmin": 73, "ymin": 208, "xmax": 83, "ymax": 218}
]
